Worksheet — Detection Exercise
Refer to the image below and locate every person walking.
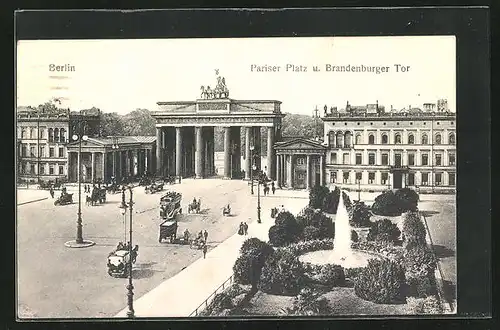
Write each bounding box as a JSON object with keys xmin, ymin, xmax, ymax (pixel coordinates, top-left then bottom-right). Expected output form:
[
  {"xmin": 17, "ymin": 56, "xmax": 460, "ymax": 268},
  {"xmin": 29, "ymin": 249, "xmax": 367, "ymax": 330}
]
[
  {"xmin": 243, "ymin": 222, "xmax": 249, "ymax": 235},
  {"xmin": 238, "ymin": 222, "xmax": 244, "ymax": 235},
  {"xmin": 271, "ymin": 181, "xmax": 275, "ymax": 195},
  {"xmin": 203, "ymin": 244, "xmax": 208, "ymax": 259},
  {"xmin": 203, "ymin": 230, "xmax": 208, "ymax": 243},
  {"xmin": 49, "ymin": 186, "xmax": 55, "ymax": 199},
  {"xmin": 178, "ymin": 176, "xmax": 182, "ymax": 184}
]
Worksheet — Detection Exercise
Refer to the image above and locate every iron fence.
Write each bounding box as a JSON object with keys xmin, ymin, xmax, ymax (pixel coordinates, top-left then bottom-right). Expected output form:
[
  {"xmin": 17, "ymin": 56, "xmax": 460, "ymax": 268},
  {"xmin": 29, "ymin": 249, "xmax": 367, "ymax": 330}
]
[{"xmin": 188, "ymin": 275, "xmax": 234, "ymax": 317}]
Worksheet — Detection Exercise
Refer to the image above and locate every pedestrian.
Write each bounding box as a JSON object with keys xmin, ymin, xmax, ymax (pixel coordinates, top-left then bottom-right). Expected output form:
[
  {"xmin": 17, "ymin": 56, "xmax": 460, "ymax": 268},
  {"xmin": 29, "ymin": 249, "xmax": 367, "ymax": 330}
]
[
  {"xmin": 243, "ymin": 222, "xmax": 249, "ymax": 235},
  {"xmin": 203, "ymin": 230, "xmax": 208, "ymax": 243},
  {"xmin": 271, "ymin": 181, "xmax": 275, "ymax": 195},
  {"xmin": 178, "ymin": 176, "xmax": 182, "ymax": 184},
  {"xmin": 49, "ymin": 186, "xmax": 54, "ymax": 199},
  {"xmin": 203, "ymin": 244, "xmax": 208, "ymax": 259},
  {"xmin": 238, "ymin": 222, "xmax": 244, "ymax": 235}
]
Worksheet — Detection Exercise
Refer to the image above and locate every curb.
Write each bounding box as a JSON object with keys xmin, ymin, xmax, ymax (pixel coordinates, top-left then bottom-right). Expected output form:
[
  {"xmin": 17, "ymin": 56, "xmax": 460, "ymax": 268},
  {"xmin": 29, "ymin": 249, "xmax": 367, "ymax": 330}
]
[{"xmin": 17, "ymin": 197, "xmax": 48, "ymax": 206}]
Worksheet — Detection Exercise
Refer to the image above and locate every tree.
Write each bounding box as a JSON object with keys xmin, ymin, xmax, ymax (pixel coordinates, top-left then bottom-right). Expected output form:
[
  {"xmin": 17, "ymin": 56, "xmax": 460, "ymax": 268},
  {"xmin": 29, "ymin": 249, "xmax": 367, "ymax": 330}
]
[
  {"xmin": 122, "ymin": 108, "xmax": 156, "ymax": 136},
  {"xmin": 100, "ymin": 112, "xmax": 125, "ymax": 137}
]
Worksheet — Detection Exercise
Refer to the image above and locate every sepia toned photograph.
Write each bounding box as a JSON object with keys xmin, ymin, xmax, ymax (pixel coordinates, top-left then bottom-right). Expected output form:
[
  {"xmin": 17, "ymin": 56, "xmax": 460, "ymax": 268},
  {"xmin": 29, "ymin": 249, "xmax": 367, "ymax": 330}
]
[{"xmin": 16, "ymin": 35, "xmax": 457, "ymax": 319}]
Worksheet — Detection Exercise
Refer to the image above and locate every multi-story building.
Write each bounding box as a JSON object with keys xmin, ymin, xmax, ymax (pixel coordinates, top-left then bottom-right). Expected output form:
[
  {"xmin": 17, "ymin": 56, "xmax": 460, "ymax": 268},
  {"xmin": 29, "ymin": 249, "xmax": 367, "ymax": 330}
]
[
  {"xmin": 321, "ymin": 101, "xmax": 456, "ymax": 194},
  {"xmin": 16, "ymin": 106, "xmax": 101, "ymax": 183}
]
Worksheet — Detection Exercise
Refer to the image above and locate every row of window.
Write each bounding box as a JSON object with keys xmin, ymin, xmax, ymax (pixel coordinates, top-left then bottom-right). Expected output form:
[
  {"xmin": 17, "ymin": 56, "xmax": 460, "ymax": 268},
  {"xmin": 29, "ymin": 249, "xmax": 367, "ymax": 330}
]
[
  {"xmin": 330, "ymin": 171, "xmax": 456, "ymax": 186},
  {"xmin": 20, "ymin": 163, "xmax": 65, "ymax": 175},
  {"xmin": 328, "ymin": 131, "xmax": 455, "ymax": 146},
  {"xmin": 20, "ymin": 145, "xmax": 65, "ymax": 158},
  {"xmin": 19, "ymin": 127, "xmax": 67, "ymax": 143},
  {"xmin": 330, "ymin": 152, "xmax": 456, "ymax": 167}
]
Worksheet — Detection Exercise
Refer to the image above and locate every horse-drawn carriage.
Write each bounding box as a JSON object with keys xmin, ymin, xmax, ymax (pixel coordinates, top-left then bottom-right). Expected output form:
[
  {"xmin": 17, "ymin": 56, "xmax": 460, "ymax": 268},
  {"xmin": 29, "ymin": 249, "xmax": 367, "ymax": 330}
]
[
  {"xmin": 54, "ymin": 193, "xmax": 73, "ymax": 206},
  {"xmin": 160, "ymin": 192, "xmax": 182, "ymax": 219},
  {"xmin": 190, "ymin": 236, "xmax": 206, "ymax": 250},
  {"xmin": 187, "ymin": 198, "xmax": 201, "ymax": 214},
  {"xmin": 145, "ymin": 182, "xmax": 164, "ymax": 194},
  {"xmin": 88, "ymin": 187, "xmax": 106, "ymax": 205},
  {"xmin": 159, "ymin": 220, "xmax": 178, "ymax": 243},
  {"xmin": 139, "ymin": 176, "xmax": 152, "ymax": 186},
  {"xmin": 107, "ymin": 244, "xmax": 139, "ymax": 278},
  {"xmin": 164, "ymin": 176, "xmax": 176, "ymax": 185},
  {"xmin": 106, "ymin": 183, "xmax": 121, "ymax": 194},
  {"xmin": 222, "ymin": 204, "xmax": 231, "ymax": 216}
]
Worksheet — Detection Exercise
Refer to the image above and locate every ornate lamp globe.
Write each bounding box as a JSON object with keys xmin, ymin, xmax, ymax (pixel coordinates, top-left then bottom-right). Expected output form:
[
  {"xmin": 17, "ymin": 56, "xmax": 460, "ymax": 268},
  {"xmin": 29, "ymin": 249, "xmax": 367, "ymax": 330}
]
[
  {"xmin": 82, "ymin": 135, "xmax": 89, "ymax": 141},
  {"xmin": 72, "ymin": 134, "xmax": 78, "ymax": 141}
]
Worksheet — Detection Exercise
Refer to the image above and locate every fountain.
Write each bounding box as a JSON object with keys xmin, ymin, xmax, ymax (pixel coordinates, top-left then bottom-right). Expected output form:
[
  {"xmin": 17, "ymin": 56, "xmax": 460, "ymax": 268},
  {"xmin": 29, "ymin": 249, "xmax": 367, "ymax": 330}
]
[{"xmin": 299, "ymin": 190, "xmax": 377, "ymax": 269}]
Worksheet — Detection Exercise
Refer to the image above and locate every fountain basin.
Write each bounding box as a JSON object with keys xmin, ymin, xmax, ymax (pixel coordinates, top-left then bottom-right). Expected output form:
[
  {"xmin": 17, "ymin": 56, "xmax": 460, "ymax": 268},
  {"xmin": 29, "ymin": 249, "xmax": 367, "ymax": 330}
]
[{"xmin": 299, "ymin": 249, "xmax": 380, "ymax": 269}]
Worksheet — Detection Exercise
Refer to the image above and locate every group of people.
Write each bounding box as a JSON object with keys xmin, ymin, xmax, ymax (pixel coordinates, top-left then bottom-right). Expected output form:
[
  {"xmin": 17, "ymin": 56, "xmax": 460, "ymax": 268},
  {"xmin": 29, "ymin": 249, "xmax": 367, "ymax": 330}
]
[
  {"xmin": 237, "ymin": 222, "xmax": 249, "ymax": 236},
  {"xmin": 262, "ymin": 181, "xmax": 276, "ymax": 196}
]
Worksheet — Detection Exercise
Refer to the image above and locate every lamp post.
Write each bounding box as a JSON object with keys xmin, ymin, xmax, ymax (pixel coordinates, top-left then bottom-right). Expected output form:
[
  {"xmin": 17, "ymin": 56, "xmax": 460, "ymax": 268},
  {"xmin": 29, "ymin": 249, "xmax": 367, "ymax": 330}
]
[
  {"xmin": 119, "ymin": 187, "xmax": 135, "ymax": 318},
  {"xmin": 253, "ymin": 165, "xmax": 261, "ymax": 223},
  {"xmin": 250, "ymin": 145, "xmax": 255, "ymax": 195}
]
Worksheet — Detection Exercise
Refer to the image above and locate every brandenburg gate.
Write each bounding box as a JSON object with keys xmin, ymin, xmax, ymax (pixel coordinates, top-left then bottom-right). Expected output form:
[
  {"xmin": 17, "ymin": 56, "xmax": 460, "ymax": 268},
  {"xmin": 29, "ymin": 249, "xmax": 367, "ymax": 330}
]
[{"xmin": 151, "ymin": 73, "xmax": 284, "ymax": 181}]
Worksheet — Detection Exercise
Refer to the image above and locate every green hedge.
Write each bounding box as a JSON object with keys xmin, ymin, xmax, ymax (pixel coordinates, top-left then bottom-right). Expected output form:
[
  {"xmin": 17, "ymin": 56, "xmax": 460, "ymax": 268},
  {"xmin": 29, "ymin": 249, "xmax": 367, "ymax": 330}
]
[
  {"xmin": 348, "ymin": 201, "xmax": 372, "ymax": 228},
  {"xmin": 402, "ymin": 211, "xmax": 427, "ymax": 247},
  {"xmin": 258, "ymin": 249, "xmax": 305, "ymax": 296},
  {"xmin": 233, "ymin": 238, "xmax": 274, "ymax": 286},
  {"xmin": 268, "ymin": 211, "xmax": 301, "ymax": 246},
  {"xmin": 367, "ymin": 218, "xmax": 401, "ymax": 244},
  {"xmin": 296, "ymin": 207, "xmax": 334, "ymax": 240},
  {"xmin": 372, "ymin": 189, "xmax": 419, "ymax": 216}
]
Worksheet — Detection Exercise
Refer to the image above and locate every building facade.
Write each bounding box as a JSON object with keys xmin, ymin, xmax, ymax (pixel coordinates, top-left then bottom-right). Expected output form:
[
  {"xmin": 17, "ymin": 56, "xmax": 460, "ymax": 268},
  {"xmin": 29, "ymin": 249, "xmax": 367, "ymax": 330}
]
[
  {"xmin": 321, "ymin": 105, "xmax": 456, "ymax": 193},
  {"xmin": 16, "ymin": 106, "xmax": 101, "ymax": 183}
]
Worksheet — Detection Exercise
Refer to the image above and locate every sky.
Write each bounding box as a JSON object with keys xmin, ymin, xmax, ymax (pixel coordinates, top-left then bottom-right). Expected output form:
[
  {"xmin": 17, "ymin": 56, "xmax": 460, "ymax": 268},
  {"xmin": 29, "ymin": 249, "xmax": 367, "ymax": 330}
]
[{"xmin": 16, "ymin": 36, "xmax": 456, "ymax": 115}]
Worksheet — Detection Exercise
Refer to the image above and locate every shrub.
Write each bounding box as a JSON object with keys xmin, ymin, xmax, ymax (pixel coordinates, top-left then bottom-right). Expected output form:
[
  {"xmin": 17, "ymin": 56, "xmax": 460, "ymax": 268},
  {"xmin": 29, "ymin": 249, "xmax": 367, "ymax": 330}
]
[
  {"xmin": 406, "ymin": 296, "xmax": 443, "ymax": 314},
  {"xmin": 309, "ymin": 264, "xmax": 345, "ymax": 287},
  {"xmin": 275, "ymin": 211, "xmax": 301, "ymax": 240},
  {"xmin": 351, "ymin": 230, "xmax": 359, "ymax": 242},
  {"xmin": 407, "ymin": 273, "xmax": 438, "ymax": 298},
  {"xmin": 240, "ymin": 237, "xmax": 274, "ymax": 257},
  {"xmin": 233, "ymin": 239, "xmax": 274, "ymax": 286},
  {"xmin": 205, "ymin": 284, "xmax": 248, "ymax": 316},
  {"xmin": 367, "ymin": 218, "xmax": 401, "ymax": 244},
  {"xmin": 309, "ymin": 185, "xmax": 330, "ymax": 209},
  {"xmin": 296, "ymin": 208, "xmax": 334, "ymax": 240},
  {"xmin": 344, "ymin": 267, "xmax": 365, "ymax": 279},
  {"xmin": 352, "ymin": 241, "xmax": 405, "ymax": 262},
  {"xmin": 403, "ymin": 244, "xmax": 437, "ymax": 279},
  {"xmin": 354, "ymin": 259, "xmax": 406, "ymax": 304},
  {"xmin": 268, "ymin": 225, "xmax": 289, "ymax": 247},
  {"xmin": 285, "ymin": 238, "xmax": 334, "ymax": 255},
  {"xmin": 394, "ymin": 188, "xmax": 419, "ymax": 212},
  {"xmin": 303, "ymin": 226, "xmax": 321, "ymax": 241},
  {"xmin": 259, "ymin": 249, "xmax": 305, "ymax": 295},
  {"xmin": 285, "ymin": 288, "xmax": 330, "ymax": 316},
  {"xmin": 233, "ymin": 254, "xmax": 254, "ymax": 285},
  {"xmin": 348, "ymin": 201, "xmax": 372, "ymax": 227},
  {"xmin": 323, "ymin": 187, "xmax": 341, "ymax": 213},
  {"xmin": 402, "ymin": 211, "xmax": 427, "ymax": 247}
]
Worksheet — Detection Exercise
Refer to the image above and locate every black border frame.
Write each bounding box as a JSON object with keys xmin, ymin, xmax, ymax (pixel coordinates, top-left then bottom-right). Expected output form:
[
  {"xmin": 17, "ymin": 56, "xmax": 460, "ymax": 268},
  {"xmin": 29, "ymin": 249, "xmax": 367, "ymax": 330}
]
[{"xmin": 7, "ymin": 5, "xmax": 492, "ymax": 330}]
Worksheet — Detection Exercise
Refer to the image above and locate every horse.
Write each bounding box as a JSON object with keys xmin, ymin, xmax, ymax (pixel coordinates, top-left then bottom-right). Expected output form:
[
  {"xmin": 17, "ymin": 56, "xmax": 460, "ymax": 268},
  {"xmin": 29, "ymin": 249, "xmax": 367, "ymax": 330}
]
[{"xmin": 188, "ymin": 199, "xmax": 201, "ymax": 214}]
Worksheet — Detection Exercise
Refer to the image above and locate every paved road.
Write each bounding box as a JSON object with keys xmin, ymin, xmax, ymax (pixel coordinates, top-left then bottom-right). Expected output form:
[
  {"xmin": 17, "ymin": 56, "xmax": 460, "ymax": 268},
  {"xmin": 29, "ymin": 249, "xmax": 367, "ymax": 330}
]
[{"xmin": 17, "ymin": 179, "xmax": 263, "ymax": 318}]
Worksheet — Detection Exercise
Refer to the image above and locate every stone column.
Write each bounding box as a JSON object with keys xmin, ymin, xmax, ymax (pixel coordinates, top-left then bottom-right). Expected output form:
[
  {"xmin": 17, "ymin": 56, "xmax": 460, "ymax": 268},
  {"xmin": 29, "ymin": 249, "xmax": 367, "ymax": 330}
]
[
  {"xmin": 156, "ymin": 127, "xmax": 162, "ymax": 176},
  {"xmin": 176, "ymin": 127, "xmax": 182, "ymax": 178},
  {"xmin": 267, "ymin": 126, "xmax": 275, "ymax": 180},
  {"xmin": 133, "ymin": 150, "xmax": 138, "ymax": 176},
  {"xmin": 276, "ymin": 153, "xmax": 281, "ymax": 187},
  {"xmin": 320, "ymin": 155, "xmax": 324, "ymax": 186},
  {"xmin": 91, "ymin": 152, "xmax": 95, "ymax": 183},
  {"xmin": 102, "ymin": 152, "xmax": 106, "ymax": 183},
  {"xmin": 223, "ymin": 127, "xmax": 231, "ymax": 179},
  {"xmin": 306, "ymin": 155, "xmax": 311, "ymax": 190},
  {"xmin": 195, "ymin": 126, "xmax": 203, "ymax": 179},
  {"xmin": 287, "ymin": 154, "xmax": 293, "ymax": 188},
  {"xmin": 245, "ymin": 127, "xmax": 251, "ymax": 180}
]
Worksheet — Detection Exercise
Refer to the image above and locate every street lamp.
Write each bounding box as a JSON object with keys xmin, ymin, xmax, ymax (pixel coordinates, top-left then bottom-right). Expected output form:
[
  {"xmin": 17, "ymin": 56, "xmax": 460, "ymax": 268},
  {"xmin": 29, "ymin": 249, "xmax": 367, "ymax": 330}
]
[
  {"xmin": 119, "ymin": 187, "xmax": 135, "ymax": 318},
  {"xmin": 249, "ymin": 145, "xmax": 255, "ymax": 195},
  {"xmin": 253, "ymin": 165, "xmax": 261, "ymax": 223}
]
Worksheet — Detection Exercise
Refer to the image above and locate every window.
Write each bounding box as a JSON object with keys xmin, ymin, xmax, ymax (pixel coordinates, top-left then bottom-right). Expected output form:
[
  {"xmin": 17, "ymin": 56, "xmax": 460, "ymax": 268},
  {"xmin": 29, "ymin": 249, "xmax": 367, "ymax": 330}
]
[
  {"xmin": 30, "ymin": 164, "xmax": 36, "ymax": 174},
  {"xmin": 21, "ymin": 162, "xmax": 26, "ymax": 174},
  {"xmin": 382, "ymin": 153, "xmax": 389, "ymax": 165},
  {"xmin": 59, "ymin": 147, "xmax": 65, "ymax": 158},
  {"xmin": 368, "ymin": 134, "xmax": 375, "ymax": 144},
  {"xmin": 355, "ymin": 134, "xmax": 362, "ymax": 145},
  {"xmin": 48, "ymin": 128, "xmax": 54, "ymax": 142},
  {"xmin": 421, "ymin": 173, "xmax": 429, "ymax": 186},
  {"xmin": 59, "ymin": 165, "xmax": 64, "ymax": 175},
  {"xmin": 330, "ymin": 171, "xmax": 337, "ymax": 183},
  {"xmin": 29, "ymin": 145, "xmax": 36, "ymax": 157},
  {"xmin": 21, "ymin": 144, "xmax": 27, "ymax": 157},
  {"xmin": 49, "ymin": 147, "xmax": 55, "ymax": 157},
  {"xmin": 422, "ymin": 154, "xmax": 429, "ymax": 166},
  {"xmin": 421, "ymin": 133, "xmax": 428, "ymax": 144},
  {"xmin": 435, "ymin": 173, "xmax": 442, "ymax": 186},
  {"xmin": 449, "ymin": 173, "xmax": 455, "ymax": 186},
  {"xmin": 355, "ymin": 153, "xmax": 362, "ymax": 165},
  {"xmin": 345, "ymin": 132, "xmax": 352, "ymax": 148},
  {"xmin": 408, "ymin": 153, "xmax": 415, "ymax": 166},
  {"xmin": 408, "ymin": 173, "xmax": 415, "ymax": 186},
  {"xmin": 435, "ymin": 154, "xmax": 442, "ymax": 166},
  {"xmin": 435, "ymin": 133, "xmax": 442, "ymax": 145},
  {"xmin": 49, "ymin": 164, "xmax": 55, "ymax": 175},
  {"xmin": 54, "ymin": 128, "xmax": 60, "ymax": 142},
  {"xmin": 336, "ymin": 133, "xmax": 343, "ymax": 147},
  {"xmin": 296, "ymin": 157, "xmax": 305, "ymax": 165},
  {"xmin": 40, "ymin": 164, "xmax": 45, "ymax": 175},
  {"xmin": 395, "ymin": 133, "xmax": 402, "ymax": 144},
  {"xmin": 449, "ymin": 133, "xmax": 455, "ymax": 145},
  {"xmin": 39, "ymin": 128, "xmax": 45, "ymax": 139},
  {"xmin": 449, "ymin": 153, "xmax": 456, "ymax": 166},
  {"xmin": 355, "ymin": 172, "xmax": 362, "ymax": 181},
  {"xmin": 21, "ymin": 128, "xmax": 27, "ymax": 139},
  {"xmin": 328, "ymin": 131, "xmax": 335, "ymax": 146},
  {"xmin": 381, "ymin": 134, "xmax": 388, "ymax": 144},
  {"xmin": 381, "ymin": 173, "xmax": 388, "ymax": 185},
  {"xmin": 343, "ymin": 171, "xmax": 350, "ymax": 184},
  {"xmin": 60, "ymin": 128, "xmax": 66, "ymax": 142},
  {"xmin": 40, "ymin": 146, "xmax": 45, "ymax": 158},
  {"xmin": 368, "ymin": 153, "xmax": 375, "ymax": 165},
  {"xmin": 395, "ymin": 153, "xmax": 402, "ymax": 167},
  {"xmin": 30, "ymin": 128, "xmax": 35, "ymax": 139},
  {"xmin": 330, "ymin": 153, "xmax": 337, "ymax": 164},
  {"xmin": 343, "ymin": 153, "xmax": 349, "ymax": 165},
  {"xmin": 408, "ymin": 134, "xmax": 415, "ymax": 144},
  {"xmin": 368, "ymin": 172, "xmax": 375, "ymax": 184}
]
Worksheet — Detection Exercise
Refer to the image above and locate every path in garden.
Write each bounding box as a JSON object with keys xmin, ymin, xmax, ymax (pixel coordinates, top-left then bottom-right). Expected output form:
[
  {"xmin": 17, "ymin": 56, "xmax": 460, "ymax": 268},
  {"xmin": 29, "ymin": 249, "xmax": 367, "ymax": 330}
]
[{"xmin": 114, "ymin": 188, "xmax": 308, "ymax": 318}]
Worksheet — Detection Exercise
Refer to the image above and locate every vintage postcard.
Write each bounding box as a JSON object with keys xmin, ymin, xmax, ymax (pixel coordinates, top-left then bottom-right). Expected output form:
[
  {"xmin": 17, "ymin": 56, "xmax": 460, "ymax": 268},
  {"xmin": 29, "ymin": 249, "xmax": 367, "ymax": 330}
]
[{"xmin": 16, "ymin": 35, "xmax": 457, "ymax": 318}]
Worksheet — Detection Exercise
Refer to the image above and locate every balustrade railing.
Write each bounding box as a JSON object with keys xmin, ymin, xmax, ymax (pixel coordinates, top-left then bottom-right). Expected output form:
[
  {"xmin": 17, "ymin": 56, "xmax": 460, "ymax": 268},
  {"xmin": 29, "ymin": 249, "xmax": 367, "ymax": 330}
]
[{"xmin": 188, "ymin": 275, "xmax": 234, "ymax": 317}]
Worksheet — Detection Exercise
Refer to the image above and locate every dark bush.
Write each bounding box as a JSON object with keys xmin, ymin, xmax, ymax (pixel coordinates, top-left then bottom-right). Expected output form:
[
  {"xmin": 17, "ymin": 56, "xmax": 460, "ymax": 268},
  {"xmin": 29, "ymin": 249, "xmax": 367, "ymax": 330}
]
[
  {"xmin": 394, "ymin": 188, "xmax": 419, "ymax": 212},
  {"xmin": 323, "ymin": 187, "xmax": 341, "ymax": 213},
  {"xmin": 296, "ymin": 208, "xmax": 334, "ymax": 240},
  {"xmin": 240, "ymin": 238, "xmax": 274, "ymax": 257},
  {"xmin": 268, "ymin": 225, "xmax": 289, "ymax": 247},
  {"xmin": 344, "ymin": 266, "xmax": 365, "ymax": 279},
  {"xmin": 259, "ymin": 249, "xmax": 305, "ymax": 296},
  {"xmin": 303, "ymin": 226, "xmax": 321, "ymax": 241},
  {"xmin": 367, "ymin": 218, "xmax": 401, "ymax": 243},
  {"xmin": 268, "ymin": 211, "xmax": 301, "ymax": 246},
  {"xmin": 205, "ymin": 284, "xmax": 247, "ymax": 315},
  {"xmin": 309, "ymin": 264, "xmax": 345, "ymax": 287},
  {"xmin": 285, "ymin": 288, "xmax": 331, "ymax": 315},
  {"xmin": 233, "ymin": 254, "xmax": 254, "ymax": 285},
  {"xmin": 354, "ymin": 259, "xmax": 406, "ymax": 304},
  {"xmin": 234, "ymin": 238, "xmax": 274, "ymax": 286},
  {"xmin": 407, "ymin": 273, "xmax": 438, "ymax": 298},
  {"xmin": 348, "ymin": 201, "xmax": 372, "ymax": 227},
  {"xmin": 403, "ymin": 244, "xmax": 437, "ymax": 279},
  {"xmin": 351, "ymin": 230, "xmax": 359, "ymax": 242},
  {"xmin": 285, "ymin": 239, "xmax": 334, "ymax": 255},
  {"xmin": 309, "ymin": 185, "xmax": 330, "ymax": 209},
  {"xmin": 402, "ymin": 211, "xmax": 427, "ymax": 247}
]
